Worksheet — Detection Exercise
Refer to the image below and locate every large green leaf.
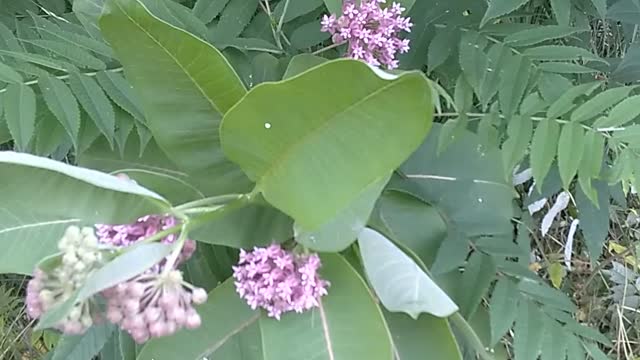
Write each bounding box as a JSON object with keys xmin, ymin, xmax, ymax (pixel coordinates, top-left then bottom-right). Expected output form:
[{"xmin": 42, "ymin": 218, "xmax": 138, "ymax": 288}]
[
  {"xmin": 221, "ymin": 59, "xmax": 433, "ymax": 229},
  {"xmin": 557, "ymin": 123, "xmax": 585, "ymax": 189},
  {"xmin": 294, "ymin": 173, "xmax": 390, "ymax": 252},
  {"xmin": 68, "ymin": 72, "xmax": 116, "ymax": 146},
  {"xmin": 137, "ymin": 280, "xmax": 261, "ymax": 360},
  {"xmin": 259, "ymin": 254, "xmax": 394, "ymax": 360},
  {"xmin": 100, "ymin": 0, "xmax": 251, "ymax": 194},
  {"xmin": 383, "ymin": 310, "xmax": 462, "ymax": 360},
  {"xmin": 358, "ymin": 227, "xmax": 459, "ymax": 318},
  {"xmin": 388, "ymin": 124, "xmax": 515, "ymax": 274},
  {"xmin": 52, "ymin": 323, "xmax": 116, "ymax": 360},
  {"xmin": 0, "ymin": 152, "xmax": 170, "ymax": 274},
  {"xmin": 530, "ymin": 118, "xmax": 560, "ymax": 189}
]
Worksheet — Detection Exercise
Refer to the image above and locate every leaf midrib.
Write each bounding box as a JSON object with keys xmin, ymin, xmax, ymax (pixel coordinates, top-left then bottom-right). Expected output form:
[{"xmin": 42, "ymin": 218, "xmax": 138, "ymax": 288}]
[
  {"xmin": 108, "ymin": 0, "xmax": 243, "ymax": 116},
  {"xmin": 253, "ymin": 71, "xmax": 419, "ymax": 192}
]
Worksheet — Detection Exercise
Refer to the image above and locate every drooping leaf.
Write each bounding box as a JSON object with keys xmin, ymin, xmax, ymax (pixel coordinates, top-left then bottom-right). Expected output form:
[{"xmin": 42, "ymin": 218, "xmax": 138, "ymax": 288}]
[
  {"xmin": 137, "ymin": 279, "xmax": 260, "ymax": 360},
  {"xmin": 538, "ymin": 62, "xmax": 598, "ymax": 74},
  {"xmin": 577, "ymin": 130, "xmax": 605, "ymax": 203},
  {"xmin": 100, "ymin": 0, "xmax": 252, "ymax": 195},
  {"xmin": 504, "ymin": 25, "xmax": 587, "ymax": 47},
  {"xmin": 221, "ymin": 59, "xmax": 432, "ymax": 229},
  {"xmin": 540, "ymin": 317, "xmax": 567, "ymax": 360},
  {"xmin": 459, "ymin": 252, "xmax": 496, "ymax": 319},
  {"xmin": 530, "ymin": 118, "xmax": 560, "ymax": 189},
  {"xmin": 0, "ymin": 61, "xmax": 23, "ymax": 83},
  {"xmin": 502, "ymin": 116, "xmax": 533, "ymax": 179},
  {"xmin": 38, "ymin": 73, "xmax": 81, "ymax": 148},
  {"xmin": 77, "ymin": 243, "xmax": 173, "ymax": 301},
  {"xmin": 358, "ymin": 227, "xmax": 459, "ymax": 318},
  {"xmin": 52, "ymin": 323, "xmax": 116, "ymax": 360},
  {"xmin": 68, "ymin": 72, "xmax": 116, "ymax": 146},
  {"xmin": 594, "ymin": 94, "xmax": 640, "ymax": 128},
  {"xmin": 0, "ymin": 151, "xmax": 169, "ymax": 223},
  {"xmin": 95, "ymin": 70, "xmax": 145, "ymax": 122},
  {"xmin": 384, "ymin": 310, "xmax": 462, "ymax": 359},
  {"xmin": 513, "ymin": 299, "xmax": 544, "ymax": 360},
  {"xmin": 570, "ymin": 86, "xmax": 635, "ymax": 123},
  {"xmin": 523, "ymin": 45, "xmax": 604, "ymax": 63},
  {"xmin": 499, "ymin": 53, "xmax": 532, "ymax": 117},
  {"xmin": 427, "ymin": 27, "xmax": 458, "ymax": 73},
  {"xmin": 295, "ymin": 174, "xmax": 390, "ymax": 251},
  {"xmin": 209, "ymin": 0, "xmax": 260, "ymax": 43},
  {"xmin": 576, "ymin": 180, "xmax": 609, "ymax": 261},
  {"xmin": 481, "ymin": 0, "xmax": 530, "ymax": 27},
  {"xmin": 490, "ymin": 277, "xmax": 519, "ymax": 345},
  {"xmin": 557, "ymin": 123, "xmax": 585, "ymax": 189},
  {"xmin": 282, "ymin": 54, "xmax": 327, "ymax": 79},
  {"xmin": 547, "ymin": 81, "xmax": 602, "ymax": 119},
  {"xmin": 251, "ymin": 53, "xmax": 282, "ymax": 85},
  {"xmin": 259, "ymin": 254, "xmax": 394, "ymax": 360},
  {"xmin": 3, "ymin": 83, "xmax": 36, "ymax": 151},
  {"xmin": 550, "ymin": 0, "xmax": 570, "ymax": 25},
  {"xmin": 192, "ymin": 0, "xmax": 230, "ymax": 23},
  {"xmin": 478, "ymin": 43, "xmax": 509, "ymax": 109},
  {"xmin": 323, "ymin": 0, "xmax": 341, "ymax": 14},
  {"xmin": 25, "ymin": 39, "xmax": 106, "ymax": 69}
]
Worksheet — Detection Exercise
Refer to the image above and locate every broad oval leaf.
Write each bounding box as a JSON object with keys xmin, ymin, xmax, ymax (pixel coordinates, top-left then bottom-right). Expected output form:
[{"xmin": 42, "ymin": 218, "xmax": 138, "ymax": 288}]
[
  {"xmin": 100, "ymin": 0, "xmax": 250, "ymax": 192},
  {"xmin": 596, "ymin": 94, "xmax": 640, "ymax": 128},
  {"xmin": 547, "ymin": 82, "xmax": 602, "ymax": 119},
  {"xmin": 294, "ymin": 173, "xmax": 390, "ymax": 252},
  {"xmin": 358, "ymin": 227, "xmax": 459, "ymax": 318},
  {"xmin": 504, "ymin": 25, "xmax": 587, "ymax": 47},
  {"xmin": 221, "ymin": 59, "xmax": 433, "ymax": 229},
  {"xmin": 137, "ymin": 279, "xmax": 261, "ymax": 360},
  {"xmin": 259, "ymin": 253, "xmax": 394, "ymax": 360},
  {"xmin": 0, "ymin": 151, "xmax": 169, "ymax": 223},
  {"xmin": 52, "ymin": 323, "xmax": 116, "ymax": 360},
  {"xmin": 76, "ymin": 243, "xmax": 173, "ymax": 301},
  {"xmin": 383, "ymin": 310, "xmax": 462, "ymax": 360}
]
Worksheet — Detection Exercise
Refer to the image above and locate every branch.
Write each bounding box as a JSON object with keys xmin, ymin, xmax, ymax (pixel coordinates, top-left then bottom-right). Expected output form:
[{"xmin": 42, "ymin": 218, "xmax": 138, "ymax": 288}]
[{"xmin": 0, "ymin": 66, "xmax": 124, "ymax": 95}]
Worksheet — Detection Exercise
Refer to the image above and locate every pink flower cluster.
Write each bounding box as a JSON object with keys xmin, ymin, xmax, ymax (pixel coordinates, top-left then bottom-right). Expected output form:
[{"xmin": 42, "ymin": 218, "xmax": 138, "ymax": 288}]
[
  {"xmin": 26, "ymin": 213, "xmax": 205, "ymax": 344},
  {"xmin": 320, "ymin": 0, "xmax": 412, "ymax": 69},
  {"xmin": 232, "ymin": 244, "xmax": 330, "ymax": 320}
]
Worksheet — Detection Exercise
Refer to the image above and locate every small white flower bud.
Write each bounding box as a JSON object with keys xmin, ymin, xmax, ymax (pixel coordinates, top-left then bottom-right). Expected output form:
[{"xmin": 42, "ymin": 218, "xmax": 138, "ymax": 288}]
[
  {"xmin": 191, "ymin": 288, "xmax": 207, "ymax": 304},
  {"xmin": 62, "ymin": 252, "xmax": 78, "ymax": 266}
]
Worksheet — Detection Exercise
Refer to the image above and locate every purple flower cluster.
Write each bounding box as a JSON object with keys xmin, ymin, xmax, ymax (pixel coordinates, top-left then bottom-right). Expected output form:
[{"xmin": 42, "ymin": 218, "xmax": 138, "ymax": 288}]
[
  {"xmin": 96, "ymin": 215, "xmax": 179, "ymax": 247},
  {"xmin": 320, "ymin": 0, "xmax": 412, "ymax": 69},
  {"xmin": 232, "ymin": 244, "xmax": 330, "ymax": 320}
]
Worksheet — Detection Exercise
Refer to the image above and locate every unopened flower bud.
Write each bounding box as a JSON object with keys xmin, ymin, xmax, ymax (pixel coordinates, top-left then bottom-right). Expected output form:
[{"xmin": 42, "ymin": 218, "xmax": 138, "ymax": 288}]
[{"xmin": 191, "ymin": 288, "xmax": 207, "ymax": 304}]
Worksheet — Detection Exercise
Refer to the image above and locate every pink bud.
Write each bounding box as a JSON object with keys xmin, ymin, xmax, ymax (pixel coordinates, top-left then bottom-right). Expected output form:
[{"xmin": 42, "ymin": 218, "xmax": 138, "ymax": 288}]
[
  {"xmin": 159, "ymin": 292, "xmax": 179, "ymax": 309},
  {"xmin": 185, "ymin": 312, "xmax": 201, "ymax": 329},
  {"xmin": 144, "ymin": 306, "xmax": 162, "ymax": 323},
  {"xmin": 124, "ymin": 299, "xmax": 140, "ymax": 315},
  {"xmin": 62, "ymin": 321, "xmax": 83, "ymax": 335},
  {"xmin": 191, "ymin": 288, "xmax": 207, "ymax": 304},
  {"xmin": 165, "ymin": 320, "xmax": 177, "ymax": 335},
  {"xmin": 130, "ymin": 314, "xmax": 146, "ymax": 330},
  {"xmin": 116, "ymin": 283, "xmax": 128, "ymax": 296},
  {"xmin": 131, "ymin": 329, "xmax": 149, "ymax": 344},
  {"xmin": 168, "ymin": 307, "xmax": 186, "ymax": 323},
  {"xmin": 127, "ymin": 282, "xmax": 146, "ymax": 298},
  {"xmin": 106, "ymin": 307, "xmax": 123, "ymax": 323},
  {"xmin": 149, "ymin": 322, "xmax": 167, "ymax": 337}
]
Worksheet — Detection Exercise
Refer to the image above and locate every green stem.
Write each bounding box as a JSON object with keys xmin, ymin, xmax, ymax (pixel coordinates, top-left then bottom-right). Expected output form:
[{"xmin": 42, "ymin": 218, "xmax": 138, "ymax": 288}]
[
  {"xmin": 276, "ymin": 0, "xmax": 290, "ymax": 33},
  {"xmin": 161, "ymin": 226, "xmax": 188, "ymax": 276},
  {"xmin": 189, "ymin": 195, "xmax": 252, "ymax": 229},
  {"xmin": 312, "ymin": 42, "xmax": 342, "ymax": 55},
  {"xmin": 174, "ymin": 194, "xmax": 243, "ymax": 211},
  {"xmin": 0, "ymin": 66, "xmax": 123, "ymax": 95},
  {"xmin": 449, "ymin": 313, "xmax": 495, "ymax": 360}
]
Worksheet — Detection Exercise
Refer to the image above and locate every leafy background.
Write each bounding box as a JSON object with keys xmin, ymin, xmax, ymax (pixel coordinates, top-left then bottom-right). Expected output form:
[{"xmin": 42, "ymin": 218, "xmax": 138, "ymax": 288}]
[{"xmin": 2, "ymin": 0, "xmax": 640, "ymax": 359}]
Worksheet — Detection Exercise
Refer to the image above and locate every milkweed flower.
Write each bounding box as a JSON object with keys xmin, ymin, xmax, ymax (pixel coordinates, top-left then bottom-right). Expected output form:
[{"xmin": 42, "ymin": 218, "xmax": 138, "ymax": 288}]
[
  {"xmin": 232, "ymin": 244, "xmax": 330, "ymax": 320},
  {"xmin": 320, "ymin": 0, "xmax": 412, "ymax": 69},
  {"xmin": 96, "ymin": 214, "xmax": 202, "ymax": 343},
  {"xmin": 26, "ymin": 226, "xmax": 105, "ymax": 334}
]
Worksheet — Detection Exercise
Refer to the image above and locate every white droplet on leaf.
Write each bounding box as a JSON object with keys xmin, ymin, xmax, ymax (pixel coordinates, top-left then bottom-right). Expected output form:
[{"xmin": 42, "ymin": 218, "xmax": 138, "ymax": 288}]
[
  {"xmin": 478, "ymin": 198, "xmax": 483, "ymax": 203},
  {"xmin": 264, "ymin": 123, "xmax": 272, "ymax": 129}
]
